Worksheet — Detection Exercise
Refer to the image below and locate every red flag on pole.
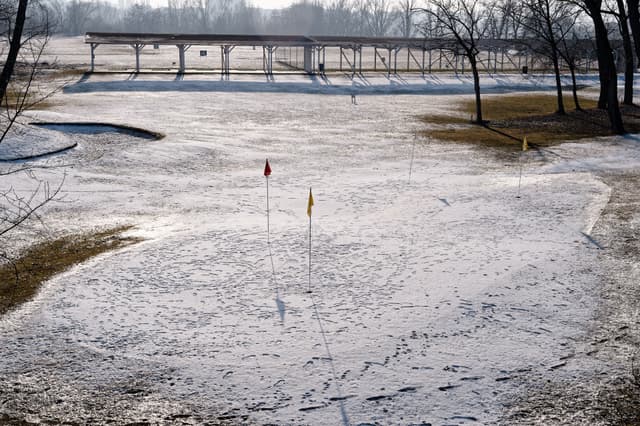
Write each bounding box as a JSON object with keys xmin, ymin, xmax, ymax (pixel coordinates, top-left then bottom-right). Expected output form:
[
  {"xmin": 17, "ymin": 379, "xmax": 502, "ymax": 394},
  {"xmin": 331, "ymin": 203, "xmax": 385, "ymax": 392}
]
[{"xmin": 264, "ymin": 159, "xmax": 272, "ymax": 176}]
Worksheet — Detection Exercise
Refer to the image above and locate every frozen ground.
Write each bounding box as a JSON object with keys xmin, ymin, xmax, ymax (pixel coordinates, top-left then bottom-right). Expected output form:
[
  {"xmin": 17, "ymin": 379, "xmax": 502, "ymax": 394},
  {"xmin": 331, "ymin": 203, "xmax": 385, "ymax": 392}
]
[{"xmin": 1, "ymin": 49, "xmax": 640, "ymax": 424}]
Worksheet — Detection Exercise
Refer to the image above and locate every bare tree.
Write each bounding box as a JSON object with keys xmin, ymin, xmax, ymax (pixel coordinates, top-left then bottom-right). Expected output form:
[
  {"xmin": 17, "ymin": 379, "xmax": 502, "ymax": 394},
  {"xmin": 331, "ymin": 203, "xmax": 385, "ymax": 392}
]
[
  {"xmin": 397, "ymin": 0, "xmax": 417, "ymax": 37},
  {"xmin": 0, "ymin": 168, "xmax": 63, "ymax": 240},
  {"xmin": 488, "ymin": 0, "xmax": 520, "ymax": 38},
  {"xmin": 516, "ymin": 0, "xmax": 581, "ymax": 115},
  {"xmin": 363, "ymin": 0, "xmax": 395, "ymax": 36},
  {"xmin": 326, "ymin": 0, "xmax": 357, "ymax": 35},
  {"xmin": 0, "ymin": 0, "xmax": 63, "ymax": 269},
  {"xmin": 63, "ymin": 0, "xmax": 98, "ymax": 35},
  {"xmin": 569, "ymin": 0, "xmax": 624, "ymax": 134},
  {"xmin": 604, "ymin": 0, "xmax": 634, "ymax": 105},
  {"xmin": 0, "ymin": 0, "xmax": 29, "ymax": 104},
  {"xmin": 272, "ymin": 1, "xmax": 326, "ymax": 35},
  {"xmin": 627, "ymin": 0, "xmax": 640, "ymax": 63},
  {"xmin": 1, "ymin": 0, "xmax": 57, "ymax": 142},
  {"xmin": 418, "ymin": 0, "xmax": 489, "ymax": 124},
  {"xmin": 557, "ymin": 26, "xmax": 591, "ymax": 110}
]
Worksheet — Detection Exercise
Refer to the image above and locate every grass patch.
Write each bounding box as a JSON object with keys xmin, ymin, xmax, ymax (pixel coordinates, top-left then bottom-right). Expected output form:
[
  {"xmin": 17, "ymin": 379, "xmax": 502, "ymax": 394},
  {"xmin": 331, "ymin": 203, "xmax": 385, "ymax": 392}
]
[
  {"xmin": 464, "ymin": 93, "xmax": 598, "ymax": 120},
  {"xmin": 0, "ymin": 226, "xmax": 141, "ymax": 316},
  {"xmin": 612, "ymin": 360, "xmax": 640, "ymax": 425},
  {"xmin": 4, "ymin": 87, "xmax": 56, "ymax": 110},
  {"xmin": 421, "ymin": 93, "xmax": 640, "ymax": 149}
]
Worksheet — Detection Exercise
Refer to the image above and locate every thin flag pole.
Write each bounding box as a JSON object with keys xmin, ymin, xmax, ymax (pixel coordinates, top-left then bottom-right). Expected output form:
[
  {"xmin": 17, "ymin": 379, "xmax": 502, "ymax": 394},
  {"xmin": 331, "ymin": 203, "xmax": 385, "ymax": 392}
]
[
  {"xmin": 307, "ymin": 187, "xmax": 314, "ymax": 294},
  {"xmin": 264, "ymin": 159, "xmax": 278, "ymax": 284},
  {"xmin": 308, "ymin": 212, "xmax": 312, "ymax": 293},
  {"xmin": 264, "ymin": 159, "xmax": 272, "ymax": 242},
  {"xmin": 516, "ymin": 158, "xmax": 523, "ymax": 198},
  {"xmin": 409, "ymin": 131, "xmax": 417, "ymax": 184}
]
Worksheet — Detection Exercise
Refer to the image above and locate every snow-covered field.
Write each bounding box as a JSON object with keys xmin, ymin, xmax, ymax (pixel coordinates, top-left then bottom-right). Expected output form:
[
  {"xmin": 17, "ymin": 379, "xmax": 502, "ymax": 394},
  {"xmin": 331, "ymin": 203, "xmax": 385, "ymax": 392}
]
[{"xmin": 1, "ymin": 38, "xmax": 640, "ymax": 424}]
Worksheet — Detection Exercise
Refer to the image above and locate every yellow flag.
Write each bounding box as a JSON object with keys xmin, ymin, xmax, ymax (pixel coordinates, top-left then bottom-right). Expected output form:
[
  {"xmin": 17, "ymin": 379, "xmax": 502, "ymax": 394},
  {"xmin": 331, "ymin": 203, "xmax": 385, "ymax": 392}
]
[
  {"xmin": 522, "ymin": 136, "xmax": 529, "ymax": 152},
  {"xmin": 307, "ymin": 188, "xmax": 314, "ymax": 217}
]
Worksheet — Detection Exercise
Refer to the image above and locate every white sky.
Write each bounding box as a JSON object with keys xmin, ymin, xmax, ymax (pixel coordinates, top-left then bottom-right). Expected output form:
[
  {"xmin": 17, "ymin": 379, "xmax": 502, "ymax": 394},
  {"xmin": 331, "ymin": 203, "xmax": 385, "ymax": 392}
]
[
  {"xmin": 118, "ymin": 0, "xmax": 308, "ymax": 8},
  {"xmin": 250, "ymin": 0, "xmax": 300, "ymax": 8}
]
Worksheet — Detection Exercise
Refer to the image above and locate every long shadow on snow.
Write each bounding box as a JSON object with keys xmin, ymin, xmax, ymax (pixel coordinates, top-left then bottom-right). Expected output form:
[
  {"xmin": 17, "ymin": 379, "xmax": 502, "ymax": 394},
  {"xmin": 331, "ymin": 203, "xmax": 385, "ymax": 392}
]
[{"xmin": 63, "ymin": 78, "xmax": 562, "ymax": 96}]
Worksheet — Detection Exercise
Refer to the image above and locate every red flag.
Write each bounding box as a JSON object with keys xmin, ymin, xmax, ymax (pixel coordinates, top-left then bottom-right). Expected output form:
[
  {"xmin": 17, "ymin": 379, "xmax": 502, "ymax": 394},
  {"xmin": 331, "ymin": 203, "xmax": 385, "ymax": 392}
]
[{"xmin": 264, "ymin": 159, "xmax": 272, "ymax": 176}]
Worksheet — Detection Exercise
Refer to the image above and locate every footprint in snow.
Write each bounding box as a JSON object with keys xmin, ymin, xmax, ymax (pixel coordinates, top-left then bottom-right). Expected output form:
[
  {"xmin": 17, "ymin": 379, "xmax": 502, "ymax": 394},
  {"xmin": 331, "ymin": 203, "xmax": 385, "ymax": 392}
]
[{"xmin": 275, "ymin": 293, "xmax": 285, "ymax": 322}]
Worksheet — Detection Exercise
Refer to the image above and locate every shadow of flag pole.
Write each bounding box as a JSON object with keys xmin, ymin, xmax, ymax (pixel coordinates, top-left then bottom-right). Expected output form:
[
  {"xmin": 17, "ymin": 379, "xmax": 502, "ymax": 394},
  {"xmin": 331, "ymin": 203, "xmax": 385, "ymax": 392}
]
[
  {"xmin": 409, "ymin": 130, "xmax": 417, "ymax": 184},
  {"xmin": 517, "ymin": 136, "xmax": 528, "ymax": 199},
  {"xmin": 264, "ymin": 159, "xmax": 285, "ymax": 322},
  {"xmin": 307, "ymin": 187, "xmax": 314, "ymax": 294},
  {"xmin": 303, "ymin": 186, "xmax": 350, "ymax": 425}
]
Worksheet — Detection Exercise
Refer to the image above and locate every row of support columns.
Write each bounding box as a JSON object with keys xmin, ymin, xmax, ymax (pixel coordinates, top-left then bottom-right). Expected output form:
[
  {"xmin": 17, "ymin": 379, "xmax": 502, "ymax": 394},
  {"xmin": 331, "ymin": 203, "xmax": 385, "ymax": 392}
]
[
  {"xmin": 338, "ymin": 46, "xmax": 363, "ymax": 74},
  {"xmin": 87, "ymin": 42, "xmax": 594, "ymax": 76}
]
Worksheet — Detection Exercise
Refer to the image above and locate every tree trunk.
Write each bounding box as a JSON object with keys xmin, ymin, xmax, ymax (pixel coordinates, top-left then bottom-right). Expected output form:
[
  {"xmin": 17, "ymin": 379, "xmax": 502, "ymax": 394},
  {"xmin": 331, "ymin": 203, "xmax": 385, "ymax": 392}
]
[
  {"xmin": 589, "ymin": 0, "xmax": 625, "ymax": 133},
  {"xmin": 617, "ymin": 0, "xmax": 634, "ymax": 105},
  {"xmin": 542, "ymin": 5, "xmax": 565, "ymax": 114},
  {"xmin": 597, "ymin": 63, "xmax": 607, "ymax": 109},
  {"xmin": 469, "ymin": 54, "xmax": 483, "ymax": 124},
  {"xmin": 0, "ymin": 0, "xmax": 29, "ymax": 104},
  {"xmin": 569, "ymin": 64, "xmax": 582, "ymax": 111},
  {"xmin": 627, "ymin": 0, "xmax": 640, "ymax": 63},
  {"xmin": 552, "ymin": 53, "xmax": 566, "ymax": 114}
]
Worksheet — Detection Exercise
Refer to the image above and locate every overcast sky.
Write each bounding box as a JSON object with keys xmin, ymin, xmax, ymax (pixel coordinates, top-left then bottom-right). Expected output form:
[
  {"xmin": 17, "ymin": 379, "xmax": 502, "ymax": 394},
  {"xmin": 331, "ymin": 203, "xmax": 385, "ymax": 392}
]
[
  {"xmin": 253, "ymin": 0, "xmax": 300, "ymax": 8},
  {"xmin": 118, "ymin": 0, "xmax": 306, "ymax": 8}
]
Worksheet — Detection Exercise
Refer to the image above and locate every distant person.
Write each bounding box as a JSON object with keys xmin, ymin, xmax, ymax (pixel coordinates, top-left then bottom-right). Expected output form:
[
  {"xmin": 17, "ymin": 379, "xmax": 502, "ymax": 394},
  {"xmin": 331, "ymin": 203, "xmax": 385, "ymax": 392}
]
[{"xmin": 351, "ymin": 93, "xmax": 357, "ymax": 105}]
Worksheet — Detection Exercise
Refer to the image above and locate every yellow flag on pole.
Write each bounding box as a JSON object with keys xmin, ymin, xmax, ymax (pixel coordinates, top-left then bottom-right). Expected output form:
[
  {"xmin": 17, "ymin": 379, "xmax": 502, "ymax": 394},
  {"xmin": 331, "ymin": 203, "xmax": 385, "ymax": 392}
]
[
  {"xmin": 307, "ymin": 188, "xmax": 314, "ymax": 217},
  {"xmin": 522, "ymin": 136, "xmax": 529, "ymax": 152}
]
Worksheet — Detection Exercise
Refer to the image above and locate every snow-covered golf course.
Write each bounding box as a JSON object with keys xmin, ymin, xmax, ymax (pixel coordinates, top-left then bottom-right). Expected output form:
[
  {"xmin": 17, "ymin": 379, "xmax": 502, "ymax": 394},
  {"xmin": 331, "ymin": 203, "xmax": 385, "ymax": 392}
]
[{"xmin": 1, "ymin": 38, "xmax": 639, "ymax": 425}]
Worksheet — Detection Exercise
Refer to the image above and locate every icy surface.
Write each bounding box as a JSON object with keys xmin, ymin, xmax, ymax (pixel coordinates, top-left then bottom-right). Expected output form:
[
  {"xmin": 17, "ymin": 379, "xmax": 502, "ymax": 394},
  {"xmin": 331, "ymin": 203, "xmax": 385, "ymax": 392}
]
[
  {"xmin": 0, "ymin": 124, "xmax": 77, "ymax": 161},
  {"xmin": 2, "ymin": 65, "xmax": 640, "ymax": 424}
]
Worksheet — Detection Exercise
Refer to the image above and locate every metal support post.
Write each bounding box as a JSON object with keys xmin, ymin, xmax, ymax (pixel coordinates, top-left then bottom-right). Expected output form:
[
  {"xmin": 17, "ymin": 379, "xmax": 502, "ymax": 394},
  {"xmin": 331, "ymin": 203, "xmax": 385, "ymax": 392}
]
[
  {"xmin": 389, "ymin": 47, "xmax": 399, "ymax": 74},
  {"xmin": 132, "ymin": 43, "xmax": 144, "ymax": 73},
  {"xmin": 353, "ymin": 47, "xmax": 356, "ymax": 75},
  {"xmin": 177, "ymin": 44, "xmax": 186, "ymax": 73},
  {"xmin": 90, "ymin": 43, "xmax": 99, "ymax": 72},
  {"xmin": 374, "ymin": 47, "xmax": 377, "ymax": 71}
]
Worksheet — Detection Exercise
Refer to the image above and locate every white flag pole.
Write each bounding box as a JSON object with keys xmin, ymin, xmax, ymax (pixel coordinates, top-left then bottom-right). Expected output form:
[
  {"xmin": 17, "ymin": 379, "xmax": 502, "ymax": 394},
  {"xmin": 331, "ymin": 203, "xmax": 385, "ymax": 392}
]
[
  {"xmin": 266, "ymin": 174, "xmax": 270, "ymax": 242},
  {"xmin": 307, "ymin": 187, "xmax": 313, "ymax": 294}
]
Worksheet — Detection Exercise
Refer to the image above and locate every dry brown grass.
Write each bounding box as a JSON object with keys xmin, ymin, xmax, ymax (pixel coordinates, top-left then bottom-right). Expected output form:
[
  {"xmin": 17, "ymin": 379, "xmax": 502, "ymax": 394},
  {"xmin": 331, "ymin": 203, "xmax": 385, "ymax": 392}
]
[
  {"xmin": 421, "ymin": 93, "xmax": 640, "ymax": 149},
  {"xmin": 613, "ymin": 362, "xmax": 640, "ymax": 425},
  {"xmin": 0, "ymin": 226, "xmax": 141, "ymax": 316},
  {"xmin": 467, "ymin": 93, "xmax": 598, "ymax": 120},
  {"xmin": 4, "ymin": 87, "xmax": 56, "ymax": 110}
]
